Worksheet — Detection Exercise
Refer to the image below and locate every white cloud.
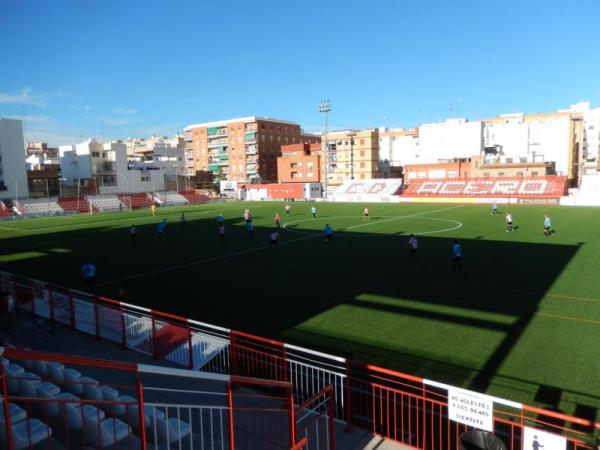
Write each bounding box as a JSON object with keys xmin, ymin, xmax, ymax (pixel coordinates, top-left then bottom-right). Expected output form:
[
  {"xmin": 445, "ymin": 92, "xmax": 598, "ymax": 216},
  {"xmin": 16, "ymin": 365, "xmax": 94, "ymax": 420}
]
[
  {"xmin": 0, "ymin": 88, "xmax": 47, "ymax": 107},
  {"xmin": 113, "ymin": 107, "xmax": 137, "ymax": 115}
]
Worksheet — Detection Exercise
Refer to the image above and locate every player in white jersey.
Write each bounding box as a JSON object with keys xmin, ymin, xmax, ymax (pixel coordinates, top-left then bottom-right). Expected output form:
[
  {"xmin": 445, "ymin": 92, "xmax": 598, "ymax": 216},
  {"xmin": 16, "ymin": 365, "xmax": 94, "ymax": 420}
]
[
  {"xmin": 505, "ymin": 213, "xmax": 514, "ymax": 232},
  {"xmin": 363, "ymin": 207, "xmax": 369, "ymax": 221},
  {"xmin": 311, "ymin": 206, "xmax": 317, "ymax": 218},
  {"xmin": 285, "ymin": 204, "xmax": 291, "ymax": 215}
]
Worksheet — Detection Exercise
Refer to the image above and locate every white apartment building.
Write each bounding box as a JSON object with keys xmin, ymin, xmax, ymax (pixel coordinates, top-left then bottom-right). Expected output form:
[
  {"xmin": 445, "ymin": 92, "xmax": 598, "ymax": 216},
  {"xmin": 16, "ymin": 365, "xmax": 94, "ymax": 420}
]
[
  {"xmin": 60, "ymin": 139, "xmax": 164, "ymax": 194},
  {"xmin": 378, "ymin": 128, "xmax": 419, "ymax": 167},
  {"xmin": 0, "ymin": 118, "xmax": 29, "ymax": 199},
  {"xmin": 418, "ymin": 119, "xmax": 484, "ymax": 162},
  {"xmin": 563, "ymin": 101, "xmax": 600, "ymax": 169}
]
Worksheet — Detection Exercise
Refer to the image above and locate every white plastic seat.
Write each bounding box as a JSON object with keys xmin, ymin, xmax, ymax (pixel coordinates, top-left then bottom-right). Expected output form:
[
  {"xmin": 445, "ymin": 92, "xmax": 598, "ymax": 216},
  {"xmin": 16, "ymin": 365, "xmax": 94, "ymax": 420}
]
[
  {"xmin": 120, "ymin": 397, "xmax": 162, "ymax": 429},
  {"xmin": 4, "ymin": 363, "xmax": 25, "ymax": 393},
  {"xmin": 155, "ymin": 415, "xmax": 191, "ymax": 444},
  {"xmin": 46, "ymin": 362, "xmax": 65, "ymax": 385},
  {"xmin": 35, "ymin": 382, "xmax": 61, "ymax": 416},
  {"xmin": 55, "ymin": 392, "xmax": 83, "ymax": 430},
  {"xmin": 17, "ymin": 372, "xmax": 41, "ymax": 397},
  {"xmin": 62, "ymin": 368, "xmax": 82, "ymax": 394},
  {"xmin": 99, "ymin": 386, "xmax": 125, "ymax": 416},
  {"xmin": 5, "ymin": 419, "xmax": 52, "ymax": 450},
  {"xmin": 31, "ymin": 359, "xmax": 48, "ymax": 377},
  {"xmin": 80, "ymin": 376, "xmax": 102, "ymax": 401},
  {"xmin": 82, "ymin": 405, "xmax": 131, "ymax": 447}
]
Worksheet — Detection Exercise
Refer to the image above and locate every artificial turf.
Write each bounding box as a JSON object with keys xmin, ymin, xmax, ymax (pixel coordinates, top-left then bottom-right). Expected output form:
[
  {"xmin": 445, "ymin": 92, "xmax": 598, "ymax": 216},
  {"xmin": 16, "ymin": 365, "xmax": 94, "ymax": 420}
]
[{"xmin": 1, "ymin": 200, "xmax": 599, "ymax": 418}]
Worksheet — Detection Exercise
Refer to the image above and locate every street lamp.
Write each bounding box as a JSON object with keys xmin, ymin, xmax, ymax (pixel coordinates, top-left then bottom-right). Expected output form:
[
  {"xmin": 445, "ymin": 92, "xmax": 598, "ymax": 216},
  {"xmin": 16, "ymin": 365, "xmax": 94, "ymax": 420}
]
[
  {"xmin": 347, "ymin": 130, "xmax": 357, "ymax": 180},
  {"xmin": 318, "ymin": 99, "xmax": 331, "ymax": 198}
]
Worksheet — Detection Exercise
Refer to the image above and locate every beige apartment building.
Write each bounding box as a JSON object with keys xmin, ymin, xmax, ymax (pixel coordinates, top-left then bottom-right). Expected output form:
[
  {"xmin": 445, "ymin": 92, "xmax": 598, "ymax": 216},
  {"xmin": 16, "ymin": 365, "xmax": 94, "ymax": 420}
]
[
  {"xmin": 325, "ymin": 129, "xmax": 380, "ymax": 189},
  {"xmin": 184, "ymin": 117, "xmax": 320, "ymax": 182}
]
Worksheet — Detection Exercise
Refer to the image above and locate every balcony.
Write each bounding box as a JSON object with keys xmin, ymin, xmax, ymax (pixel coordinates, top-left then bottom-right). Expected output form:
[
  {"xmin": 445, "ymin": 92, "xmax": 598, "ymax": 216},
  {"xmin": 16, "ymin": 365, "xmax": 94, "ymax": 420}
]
[
  {"xmin": 208, "ymin": 140, "xmax": 227, "ymax": 148},
  {"xmin": 207, "ymin": 126, "xmax": 227, "ymax": 137}
]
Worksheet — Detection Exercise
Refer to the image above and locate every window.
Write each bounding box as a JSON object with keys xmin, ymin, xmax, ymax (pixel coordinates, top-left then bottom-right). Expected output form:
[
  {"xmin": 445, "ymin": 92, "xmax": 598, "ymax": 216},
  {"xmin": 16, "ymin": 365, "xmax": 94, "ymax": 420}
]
[
  {"xmin": 360, "ymin": 151, "xmax": 365, "ymax": 157},
  {"xmin": 531, "ymin": 171, "xmax": 539, "ymax": 176},
  {"xmin": 360, "ymin": 162, "xmax": 365, "ymax": 168},
  {"xmin": 92, "ymin": 152, "xmax": 100, "ymax": 157},
  {"xmin": 498, "ymin": 172, "xmax": 505, "ymax": 176},
  {"xmin": 360, "ymin": 139, "xmax": 365, "ymax": 145},
  {"xmin": 483, "ymin": 173, "xmax": 490, "ymax": 177},
  {"xmin": 516, "ymin": 172, "xmax": 523, "ymax": 176},
  {"xmin": 141, "ymin": 175, "xmax": 150, "ymax": 182}
]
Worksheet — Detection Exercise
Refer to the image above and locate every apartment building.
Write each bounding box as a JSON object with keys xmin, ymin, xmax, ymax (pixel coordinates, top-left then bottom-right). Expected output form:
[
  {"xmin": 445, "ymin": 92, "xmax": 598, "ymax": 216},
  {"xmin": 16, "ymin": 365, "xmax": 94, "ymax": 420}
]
[
  {"xmin": 0, "ymin": 118, "xmax": 29, "ymax": 199},
  {"xmin": 277, "ymin": 143, "xmax": 322, "ymax": 183},
  {"xmin": 185, "ymin": 116, "xmax": 306, "ymax": 182},
  {"xmin": 378, "ymin": 127, "xmax": 419, "ymax": 167},
  {"xmin": 325, "ymin": 129, "xmax": 380, "ymax": 189},
  {"xmin": 60, "ymin": 139, "xmax": 164, "ymax": 195}
]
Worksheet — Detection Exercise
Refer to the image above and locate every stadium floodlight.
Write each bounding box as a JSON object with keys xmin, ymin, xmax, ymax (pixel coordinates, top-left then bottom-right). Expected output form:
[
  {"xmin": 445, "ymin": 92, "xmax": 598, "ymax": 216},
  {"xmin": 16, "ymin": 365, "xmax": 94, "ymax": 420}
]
[{"xmin": 318, "ymin": 100, "xmax": 331, "ymax": 199}]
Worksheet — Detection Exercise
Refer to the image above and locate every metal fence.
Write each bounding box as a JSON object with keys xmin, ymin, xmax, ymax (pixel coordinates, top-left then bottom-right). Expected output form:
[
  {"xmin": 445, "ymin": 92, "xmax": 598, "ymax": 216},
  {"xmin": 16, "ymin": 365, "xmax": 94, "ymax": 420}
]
[{"xmin": 1, "ymin": 270, "xmax": 597, "ymax": 449}]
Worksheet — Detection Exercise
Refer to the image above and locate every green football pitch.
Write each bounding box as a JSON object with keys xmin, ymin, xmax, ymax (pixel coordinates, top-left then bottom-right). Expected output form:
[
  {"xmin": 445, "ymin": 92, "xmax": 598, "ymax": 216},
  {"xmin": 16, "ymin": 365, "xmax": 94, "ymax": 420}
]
[{"xmin": 1, "ymin": 201, "xmax": 599, "ymax": 418}]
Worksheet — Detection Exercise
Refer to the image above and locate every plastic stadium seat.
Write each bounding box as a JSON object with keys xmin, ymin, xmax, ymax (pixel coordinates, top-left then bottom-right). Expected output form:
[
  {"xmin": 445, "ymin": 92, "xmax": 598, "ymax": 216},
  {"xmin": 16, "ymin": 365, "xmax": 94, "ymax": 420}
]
[
  {"xmin": 32, "ymin": 359, "xmax": 48, "ymax": 377},
  {"xmin": 35, "ymin": 382, "xmax": 61, "ymax": 415},
  {"xmin": 17, "ymin": 372, "xmax": 41, "ymax": 397},
  {"xmin": 154, "ymin": 415, "xmax": 191, "ymax": 444},
  {"xmin": 82, "ymin": 405, "xmax": 131, "ymax": 447},
  {"xmin": 55, "ymin": 392, "xmax": 83, "ymax": 430},
  {"xmin": 99, "ymin": 386, "xmax": 126, "ymax": 416},
  {"xmin": 4, "ymin": 363, "xmax": 25, "ymax": 393},
  {"xmin": 0, "ymin": 404, "xmax": 52, "ymax": 450},
  {"xmin": 46, "ymin": 361, "xmax": 65, "ymax": 385},
  {"xmin": 80, "ymin": 376, "xmax": 102, "ymax": 400},
  {"xmin": 62, "ymin": 368, "xmax": 82, "ymax": 394},
  {"xmin": 120, "ymin": 397, "xmax": 166, "ymax": 430}
]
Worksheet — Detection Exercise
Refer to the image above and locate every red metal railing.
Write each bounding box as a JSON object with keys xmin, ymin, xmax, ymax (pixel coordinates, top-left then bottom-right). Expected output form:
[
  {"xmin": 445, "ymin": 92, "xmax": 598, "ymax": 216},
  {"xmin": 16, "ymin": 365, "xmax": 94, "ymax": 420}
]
[
  {"xmin": 1, "ymin": 270, "xmax": 596, "ymax": 449},
  {"xmin": 1, "ymin": 347, "xmax": 308, "ymax": 450}
]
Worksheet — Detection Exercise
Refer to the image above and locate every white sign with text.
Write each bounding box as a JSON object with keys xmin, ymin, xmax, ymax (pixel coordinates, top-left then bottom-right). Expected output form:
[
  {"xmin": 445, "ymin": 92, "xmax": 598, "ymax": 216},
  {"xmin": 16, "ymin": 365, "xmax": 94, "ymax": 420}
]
[
  {"xmin": 522, "ymin": 427, "xmax": 566, "ymax": 450},
  {"xmin": 448, "ymin": 388, "xmax": 494, "ymax": 432}
]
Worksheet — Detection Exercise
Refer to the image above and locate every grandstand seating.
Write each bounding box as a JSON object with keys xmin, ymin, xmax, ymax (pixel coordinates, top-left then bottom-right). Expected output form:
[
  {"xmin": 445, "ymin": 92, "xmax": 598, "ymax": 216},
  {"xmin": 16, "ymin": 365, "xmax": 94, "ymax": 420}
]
[
  {"xmin": 118, "ymin": 193, "xmax": 153, "ymax": 209},
  {"xmin": 157, "ymin": 191, "xmax": 189, "ymax": 206},
  {"xmin": 87, "ymin": 195, "xmax": 124, "ymax": 212},
  {"xmin": 399, "ymin": 176, "xmax": 567, "ymax": 198},
  {"xmin": 331, "ymin": 178, "xmax": 404, "ymax": 202},
  {"xmin": 18, "ymin": 199, "xmax": 64, "ymax": 216},
  {"xmin": 571, "ymin": 174, "xmax": 600, "ymax": 206},
  {"xmin": 180, "ymin": 190, "xmax": 210, "ymax": 204},
  {"xmin": 57, "ymin": 197, "xmax": 90, "ymax": 213}
]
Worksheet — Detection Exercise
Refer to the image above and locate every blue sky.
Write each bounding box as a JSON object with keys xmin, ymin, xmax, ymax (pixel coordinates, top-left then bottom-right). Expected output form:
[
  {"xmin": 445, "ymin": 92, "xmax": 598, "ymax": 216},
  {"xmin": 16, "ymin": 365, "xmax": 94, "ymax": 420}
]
[{"xmin": 1, "ymin": 0, "xmax": 599, "ymax": 146}]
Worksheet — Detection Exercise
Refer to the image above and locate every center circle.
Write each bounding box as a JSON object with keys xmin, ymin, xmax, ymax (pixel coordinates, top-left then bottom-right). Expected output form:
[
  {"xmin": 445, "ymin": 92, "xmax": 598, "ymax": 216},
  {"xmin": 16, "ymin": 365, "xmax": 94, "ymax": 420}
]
[{"xmin": 283, "ymin": 216, "xmax": 462, "ymax": 237}]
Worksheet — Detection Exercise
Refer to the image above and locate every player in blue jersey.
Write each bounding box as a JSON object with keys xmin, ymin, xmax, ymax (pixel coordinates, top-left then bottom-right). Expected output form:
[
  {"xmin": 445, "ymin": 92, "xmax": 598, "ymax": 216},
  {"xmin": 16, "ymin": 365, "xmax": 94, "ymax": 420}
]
[{"xmin": 451, "ymin": 240, "xmax": 462, "ymax": 271}]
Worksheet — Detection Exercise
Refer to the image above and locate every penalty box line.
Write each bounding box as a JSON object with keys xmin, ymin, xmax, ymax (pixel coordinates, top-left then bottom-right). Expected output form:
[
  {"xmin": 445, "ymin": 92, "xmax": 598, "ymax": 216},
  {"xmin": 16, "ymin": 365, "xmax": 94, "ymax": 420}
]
[{"xmin": 97, "ymin": 204, "xmax": 464, "ymax": 288}]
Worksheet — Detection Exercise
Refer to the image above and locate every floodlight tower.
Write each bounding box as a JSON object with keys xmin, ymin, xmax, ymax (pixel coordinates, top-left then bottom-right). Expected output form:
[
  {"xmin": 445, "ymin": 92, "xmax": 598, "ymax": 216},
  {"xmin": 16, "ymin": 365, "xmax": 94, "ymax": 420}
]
[{"xmin": 318, "ymin": 99, "xmax": 331, "ymax": 198}]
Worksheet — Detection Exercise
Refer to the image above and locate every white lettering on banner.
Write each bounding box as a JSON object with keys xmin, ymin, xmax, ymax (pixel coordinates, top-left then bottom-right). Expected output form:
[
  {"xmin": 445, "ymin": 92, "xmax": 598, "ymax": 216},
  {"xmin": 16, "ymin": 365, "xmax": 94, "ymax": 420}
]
[
  {"xmin": 448, "ymin": 388, "xmax": 494, "ymax": 432},
  {"xmin": 439, "ymin": 182, "xmax": 466, "ymax": 194},
  {"xmin": 464, "ymin": 180, "xmax": 494, "ymax": 195},
  {"xmin": 346, "ymin": 183, "xmax": 363, "ymax": 194},
  {"xmin": 491, "ymin": 180, "xmax": 520, "ymax": 194},
  {"xmin": 519, "ymin": 179, "xmax": 547, "ymax": 195},
  {"xmin": 367, "ymin": 183, "xmax": 386, "ymax": 194},
  {"xmin": 417, "ymin": 181, "xmax": 442, "ymax": 194},
  {"xmin": 522, "ymin": 426, "xmax": 566, "ymax": 450}
]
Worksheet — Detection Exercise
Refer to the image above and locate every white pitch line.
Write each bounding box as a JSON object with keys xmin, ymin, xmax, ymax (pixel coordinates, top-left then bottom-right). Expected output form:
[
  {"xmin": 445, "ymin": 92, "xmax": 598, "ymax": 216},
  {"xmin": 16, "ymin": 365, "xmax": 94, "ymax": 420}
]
[
  {"xmin": 0, "ymin": 226, "xmax": 32, "ymax": 233},
  {"xmin": 97, "ymin": 204, "xmax": 465, "ymax": 287},
  {"xmin": 96, "ymin": 233, "xmax": 317, "ymax": 287}
]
